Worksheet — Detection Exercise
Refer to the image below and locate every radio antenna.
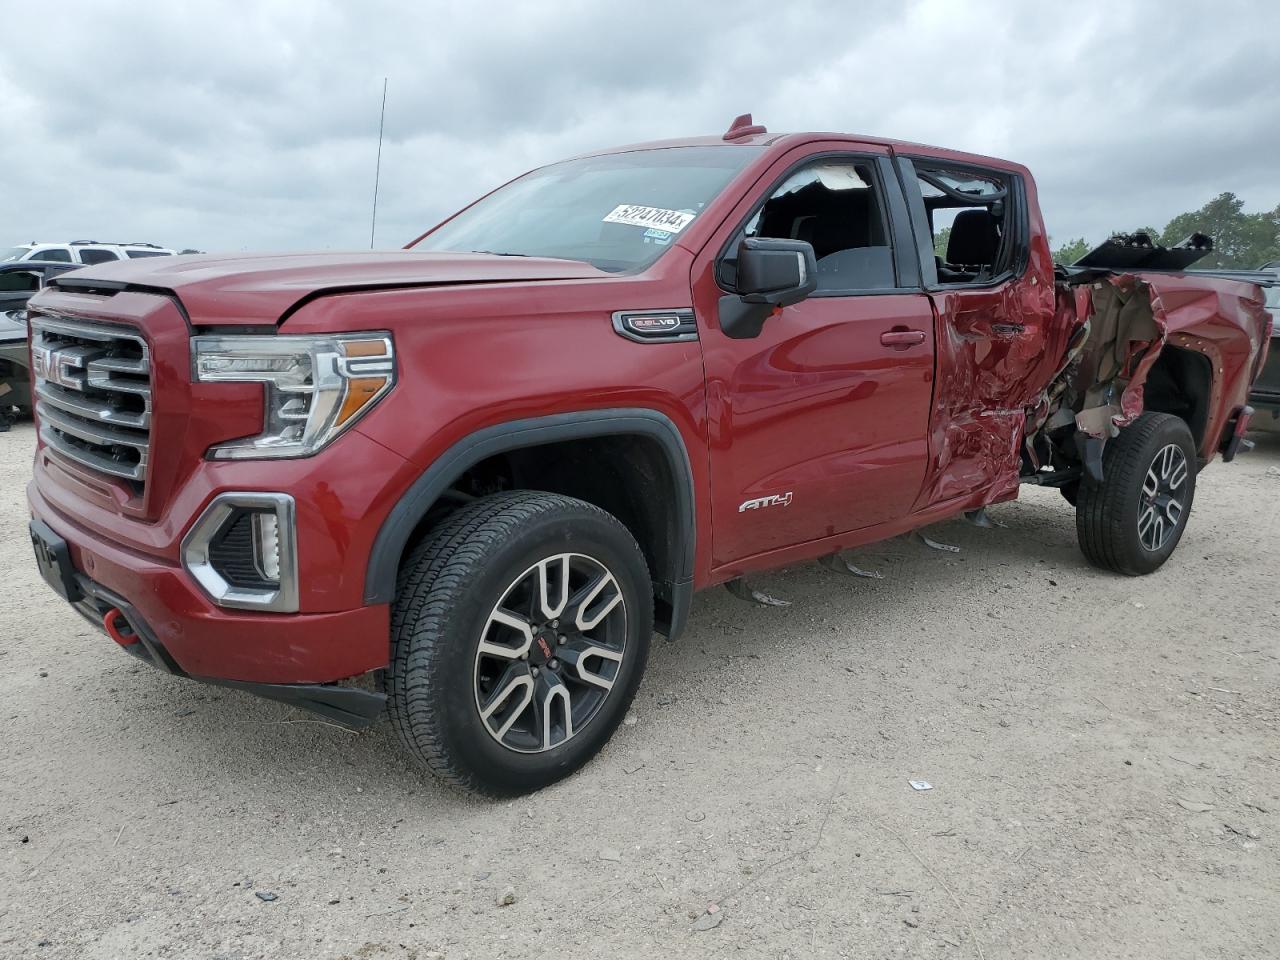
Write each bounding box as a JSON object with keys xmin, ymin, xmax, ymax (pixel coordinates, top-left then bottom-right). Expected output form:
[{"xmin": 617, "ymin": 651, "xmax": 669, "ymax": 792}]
[{"xmin": 370, "ymin": 77, "xmax": 388, "ymax": 249}]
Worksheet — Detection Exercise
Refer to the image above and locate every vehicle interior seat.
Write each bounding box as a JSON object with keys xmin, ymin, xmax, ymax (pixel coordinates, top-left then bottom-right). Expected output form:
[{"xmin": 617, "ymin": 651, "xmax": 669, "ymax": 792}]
[
  {"xmin": 757, "ymin": 181, "xmax": 894, "ymax": 288},
  {"xmin": 939, "ymin": 207, "xmax": 1001, "ymax": 281}
]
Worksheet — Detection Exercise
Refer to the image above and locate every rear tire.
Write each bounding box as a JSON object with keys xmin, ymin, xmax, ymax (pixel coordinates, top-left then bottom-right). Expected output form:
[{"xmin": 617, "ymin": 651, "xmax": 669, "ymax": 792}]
[
  {"xmin": 387, "ymin": 491, "xmax": 652, "ymax": 796},
  {"xmin": 1075, "ymin": 412, "xmax": 1197, "ymax": 575}
]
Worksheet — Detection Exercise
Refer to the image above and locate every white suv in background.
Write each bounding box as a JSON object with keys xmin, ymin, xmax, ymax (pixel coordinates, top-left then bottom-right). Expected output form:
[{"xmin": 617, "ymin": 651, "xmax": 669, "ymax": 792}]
[{"xmin": 1, "ymin": 241, "xmax": 176, "ymax": 265}]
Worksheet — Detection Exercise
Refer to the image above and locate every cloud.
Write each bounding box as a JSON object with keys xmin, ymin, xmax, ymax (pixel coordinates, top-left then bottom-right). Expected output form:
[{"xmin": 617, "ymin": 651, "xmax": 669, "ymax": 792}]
[{"xmin": 3, "ymin": 0, "xmax": 1276, "ymax": 252}]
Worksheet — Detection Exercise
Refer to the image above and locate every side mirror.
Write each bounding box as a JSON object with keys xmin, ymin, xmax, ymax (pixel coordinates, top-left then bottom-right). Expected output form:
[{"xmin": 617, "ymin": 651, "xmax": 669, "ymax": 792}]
[
  {"xmin": 736, "ymin": 237, "xmax": 818, "ymax": 306},
  {"xmin": 719, "ymin": 237, "xmax": 818, "ymax": 339}
]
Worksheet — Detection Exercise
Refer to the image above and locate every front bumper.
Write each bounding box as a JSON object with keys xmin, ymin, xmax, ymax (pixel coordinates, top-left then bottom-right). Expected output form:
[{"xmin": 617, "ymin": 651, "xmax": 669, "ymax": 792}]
[
  {"xmin": 28, "ymin": 479, "xmax": 391, "ymax": 686},
  {"xmin": 62, "ymin": 568, "xmax": 385, "ymax": 728}
]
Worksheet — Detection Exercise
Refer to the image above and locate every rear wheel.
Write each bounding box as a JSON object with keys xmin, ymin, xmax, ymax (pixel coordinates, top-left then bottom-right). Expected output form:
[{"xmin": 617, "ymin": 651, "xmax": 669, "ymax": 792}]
[
  {"xmin": 1075, "ymin": 412, "xmax": 1197, "ymax": 575},
  {"xmin": 387, "ymin": 491, "xmax": 652, "ymax": 796}
]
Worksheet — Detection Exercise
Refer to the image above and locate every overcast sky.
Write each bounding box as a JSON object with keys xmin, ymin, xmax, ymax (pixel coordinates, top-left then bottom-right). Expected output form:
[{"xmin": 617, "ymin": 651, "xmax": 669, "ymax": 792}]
[{"xmin": 3, "ymin": 1, "xmax": 1277, "ymax": 254}]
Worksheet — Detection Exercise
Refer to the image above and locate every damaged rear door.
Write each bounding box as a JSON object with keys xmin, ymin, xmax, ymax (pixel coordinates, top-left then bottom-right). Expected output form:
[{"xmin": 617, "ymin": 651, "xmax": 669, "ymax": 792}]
[{"xmin": 895, "ymin": 157, "xmax": 1060, "ymax": 507}]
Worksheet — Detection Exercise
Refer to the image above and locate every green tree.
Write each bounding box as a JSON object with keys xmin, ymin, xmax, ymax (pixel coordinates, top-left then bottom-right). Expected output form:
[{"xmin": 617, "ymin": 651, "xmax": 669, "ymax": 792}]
[
  {"xmin": 1051, "ymin": 237, "xmax": 1091, "ymax": 264},
  {"xmin": 933, "ymin": 226, "xmax": 950, "ymax": 259},
  {"xmin": 1158, "ymin": 193, "xmax": 1280, "ymax": 269}
]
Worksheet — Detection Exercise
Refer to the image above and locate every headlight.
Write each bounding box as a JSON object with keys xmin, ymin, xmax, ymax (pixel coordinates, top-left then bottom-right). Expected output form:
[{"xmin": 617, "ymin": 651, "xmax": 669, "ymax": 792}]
[{"xmin": 192, "ymin": 332, "xmax": 395, "ymax": 459}]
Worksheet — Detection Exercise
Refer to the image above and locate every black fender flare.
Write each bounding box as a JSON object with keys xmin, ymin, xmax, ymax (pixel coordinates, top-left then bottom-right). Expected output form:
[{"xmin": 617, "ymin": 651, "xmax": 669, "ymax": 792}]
[{"xmin": 363, "ymin": 408, "xmax": 696, "ymax": 639}]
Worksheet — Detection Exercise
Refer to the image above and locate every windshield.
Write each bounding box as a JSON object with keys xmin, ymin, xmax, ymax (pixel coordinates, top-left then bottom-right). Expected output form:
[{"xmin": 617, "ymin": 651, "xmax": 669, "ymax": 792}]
[
  {"xmin": 1, "ymin": 248, "xmax": 32, "ymax": 262},
  {"xmin": 411, "ymin": 146, "xmax": 763, "ymax": 272}
]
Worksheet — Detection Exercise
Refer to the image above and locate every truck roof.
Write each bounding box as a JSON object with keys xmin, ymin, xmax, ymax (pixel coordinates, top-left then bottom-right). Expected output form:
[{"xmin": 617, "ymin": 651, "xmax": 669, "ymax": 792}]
[{"xmin": 575, "ymin": 122, "xmax": 1031, "ymax": 178}]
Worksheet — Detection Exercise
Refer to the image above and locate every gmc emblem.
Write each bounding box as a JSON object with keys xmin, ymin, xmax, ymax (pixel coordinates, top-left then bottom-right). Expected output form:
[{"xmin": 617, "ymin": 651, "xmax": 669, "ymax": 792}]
[{"xmin": 31, "ymin": 346, "xmax": 85, "ymax": 391}]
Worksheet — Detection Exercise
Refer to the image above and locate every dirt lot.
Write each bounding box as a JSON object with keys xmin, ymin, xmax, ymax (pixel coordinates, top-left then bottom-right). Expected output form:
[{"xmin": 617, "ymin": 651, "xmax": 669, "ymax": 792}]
[{"xmin": 2, "ymin": 419, "xmax": 1278, "ymax": 960}]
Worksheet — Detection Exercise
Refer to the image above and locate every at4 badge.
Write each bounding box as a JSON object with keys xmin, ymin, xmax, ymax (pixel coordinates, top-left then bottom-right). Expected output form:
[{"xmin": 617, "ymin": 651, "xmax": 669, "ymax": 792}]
[{"xmin": 738, "ymin": 492, "xmax": 793, "ymax": 513}]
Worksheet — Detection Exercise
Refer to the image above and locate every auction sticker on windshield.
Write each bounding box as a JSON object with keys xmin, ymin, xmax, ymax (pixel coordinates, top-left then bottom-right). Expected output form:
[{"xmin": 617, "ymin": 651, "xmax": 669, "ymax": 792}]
[{"xmin": 603, "ymin": 204, "xmax": 696, "ymax": 233}]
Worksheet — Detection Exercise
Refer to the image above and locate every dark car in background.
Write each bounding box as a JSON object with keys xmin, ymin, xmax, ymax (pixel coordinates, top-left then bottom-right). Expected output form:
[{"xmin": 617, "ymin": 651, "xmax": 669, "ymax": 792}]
[
  {"xmin": 1248, "ymin": 261, "xmax": 1280, "ymax": 429},
  {"xmin": 1245, "ymin": 260, "xmax": 1280, "ymax": 427},
  {"xmin": 1, "ymin": 260, "xmax": 83, "ymax": 428}
]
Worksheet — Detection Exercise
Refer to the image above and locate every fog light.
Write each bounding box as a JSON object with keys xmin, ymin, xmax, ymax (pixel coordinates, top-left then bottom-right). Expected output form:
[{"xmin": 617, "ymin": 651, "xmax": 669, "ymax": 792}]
[
  {"xmin": 182, "ymin": 493, "xmax": 298, "ymax": 612},
  {"xmin": 252, "ymin": 512, "xmax": 281, "ymax": 582}
]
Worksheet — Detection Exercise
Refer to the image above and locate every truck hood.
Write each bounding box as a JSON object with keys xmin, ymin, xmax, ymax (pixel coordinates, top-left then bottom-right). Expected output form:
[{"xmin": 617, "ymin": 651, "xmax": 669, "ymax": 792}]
[{"xmin": 47, "ymin": 251, "xmax": 611, "ymax": 325}]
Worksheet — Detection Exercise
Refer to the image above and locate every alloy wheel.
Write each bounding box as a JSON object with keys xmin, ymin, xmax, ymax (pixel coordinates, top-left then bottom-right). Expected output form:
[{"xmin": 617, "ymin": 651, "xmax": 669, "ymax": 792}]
[
  {"xmin": 1138, "ymin": 443, "xmax": 1188, "ymax": 552},
  {"xmin": 473, "ymin": 553, "xmax": 627, "ymax": 753}
]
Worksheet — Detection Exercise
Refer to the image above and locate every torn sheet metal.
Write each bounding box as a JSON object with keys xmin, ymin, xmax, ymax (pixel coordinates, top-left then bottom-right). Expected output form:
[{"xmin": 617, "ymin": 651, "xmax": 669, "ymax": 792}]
[
  {"xmin": 917, "ymin": 258, "xmax": 1061, "ymax": 508},
  {"xmin": 1033, "ymin": 270, "xmax": 1268, "ymax": 459},
  {"xmin": 911, "ymin": 248, "xmax": 1265, "ymax": 514},
  {"xmin": 1071, "ymin": 275, "xmax": 1167, "ymax": 439}
]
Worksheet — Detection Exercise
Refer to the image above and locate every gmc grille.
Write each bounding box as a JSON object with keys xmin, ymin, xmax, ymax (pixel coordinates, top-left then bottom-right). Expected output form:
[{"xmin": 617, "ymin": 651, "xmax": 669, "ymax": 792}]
[{"xmin": 31, "ymin": 315, "xmax": 152, "ymax": 487}]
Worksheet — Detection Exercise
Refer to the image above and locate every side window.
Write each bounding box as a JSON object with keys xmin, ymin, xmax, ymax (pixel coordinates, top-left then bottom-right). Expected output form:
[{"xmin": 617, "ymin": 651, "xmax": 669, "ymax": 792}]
[
  {"xmin": 914, "ymin": 165, "xmax": 1021, "ymax": 284},
  {"xmin": 126, "ymin": 250, "xmax": 169, "ymax": 258},
  {"xmin": 743, "ymin": 159, "xmax": 896, "ymax": 292},
  {"xmin": 78, "ymin": 248, "xmax": 120, "ymax": 265},
  {"xmin": 33, "ymin": 248, "xmax": 71, "ymax": 263},
  {"xmin": 0, "ymin": 271, "xmax": 40, "ymax": 292}
]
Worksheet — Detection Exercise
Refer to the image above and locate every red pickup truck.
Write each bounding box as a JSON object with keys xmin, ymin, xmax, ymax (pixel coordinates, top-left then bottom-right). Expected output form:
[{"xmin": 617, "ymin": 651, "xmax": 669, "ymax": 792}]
[{"xmin": 26, "ymin": 116, "xmax": 1271, "ymax": 795}]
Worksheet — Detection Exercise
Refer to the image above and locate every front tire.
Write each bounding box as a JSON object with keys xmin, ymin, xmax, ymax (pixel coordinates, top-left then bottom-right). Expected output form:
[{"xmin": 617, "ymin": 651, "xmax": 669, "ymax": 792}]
[
  {"xmin": 1075, "ymin": 412, "xmax": 1197, "ymax": 575},
  {"xmin": 387, "ymin": 491, "xmax": 652, "ymax": 796}
]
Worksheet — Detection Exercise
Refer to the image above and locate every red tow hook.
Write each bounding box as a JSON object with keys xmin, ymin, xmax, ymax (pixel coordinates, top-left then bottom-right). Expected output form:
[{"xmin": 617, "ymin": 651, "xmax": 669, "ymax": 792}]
[{"xmin": 102, "ymin": 607, "xmax": 139, "ymax": 647}]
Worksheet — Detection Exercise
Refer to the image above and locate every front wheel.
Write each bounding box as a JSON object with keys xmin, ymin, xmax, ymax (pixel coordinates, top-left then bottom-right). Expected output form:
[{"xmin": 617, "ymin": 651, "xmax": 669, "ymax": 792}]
[
  {"xmin": 387, "ymin": 491, "xmax": 652, "ymax": 796},
  {"xmin": 1075, "ymin": 412, "xmax": 1197, "ymax": 575}
]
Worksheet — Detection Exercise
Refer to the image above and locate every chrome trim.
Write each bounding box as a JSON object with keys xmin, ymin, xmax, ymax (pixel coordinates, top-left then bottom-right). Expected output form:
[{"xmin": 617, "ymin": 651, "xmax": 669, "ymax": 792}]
[
  {"xmin": 35, "ymin": 404, "xmax": 149, "ymax": 481},
  {"xmin": 35, "ymin": 381, "xmax": 150, "ymax": 430},
  {"xmin": 34, "ymin": 401, "xmax": 147, "ymax": 452},
  {"xmin": 182, "ymin": 493, "xmax": 299, "ymax": 613},
  {"xmin": 37, "ymin": 422, "xmax": 146, "ymax": 482},
  {"xmin": 30, "ymin": 315, "xmax": 149, "ymax": 351},
  {"xmin": 29, "ymin": 314, "xmax": 152, "ymax": 486},
  {"xmin": 611, "ymin": 308, "xmax": 698, "ymax": 344}
]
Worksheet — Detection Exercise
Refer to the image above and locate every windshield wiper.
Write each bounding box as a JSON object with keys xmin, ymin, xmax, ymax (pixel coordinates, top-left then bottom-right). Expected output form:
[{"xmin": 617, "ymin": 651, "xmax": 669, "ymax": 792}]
[{"xmin": 470, "ymin": 250, "xmax": 531, "ymax": 257}]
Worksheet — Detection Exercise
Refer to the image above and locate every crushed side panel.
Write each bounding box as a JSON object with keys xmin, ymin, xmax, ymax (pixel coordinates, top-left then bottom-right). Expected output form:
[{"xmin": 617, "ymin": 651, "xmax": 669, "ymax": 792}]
[
  {"xmin": 1030, "ymin": 271, "xmax": 1267, "ymax": 467},
  {"xmin": 1071, "ymin": 276, "xmax": 1168, "ymax": 440},
  {"xmin": 916, "ymin": 271, "xmax": 1061, "ymax": 507}
]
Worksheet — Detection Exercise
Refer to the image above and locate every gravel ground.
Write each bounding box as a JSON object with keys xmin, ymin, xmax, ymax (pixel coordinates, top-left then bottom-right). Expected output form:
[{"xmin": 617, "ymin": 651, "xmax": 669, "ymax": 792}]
[{"xmin": 2, "ymin": 419, "xmax": 1278, "ymax": 960}]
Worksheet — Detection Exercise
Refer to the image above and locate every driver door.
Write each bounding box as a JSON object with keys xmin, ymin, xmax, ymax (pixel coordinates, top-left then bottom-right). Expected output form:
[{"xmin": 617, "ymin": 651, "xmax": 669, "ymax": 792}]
[{"xmin": 690, "ymin": 144, "xmax": 936, "ymax": 568}]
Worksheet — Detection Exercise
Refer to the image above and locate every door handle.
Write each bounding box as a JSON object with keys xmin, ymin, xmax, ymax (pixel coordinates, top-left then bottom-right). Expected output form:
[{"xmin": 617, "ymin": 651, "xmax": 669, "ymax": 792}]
[{"xmin": 880, "ymin": 327, "xmax": 927, "ymax": 349}]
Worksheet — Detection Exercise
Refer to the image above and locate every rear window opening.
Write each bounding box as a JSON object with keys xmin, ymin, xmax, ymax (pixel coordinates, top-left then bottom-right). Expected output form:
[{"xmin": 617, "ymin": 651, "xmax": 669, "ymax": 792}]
[{"xmin": 917, "ymin": 165, "xmax": 1018, "ymax": 284}]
